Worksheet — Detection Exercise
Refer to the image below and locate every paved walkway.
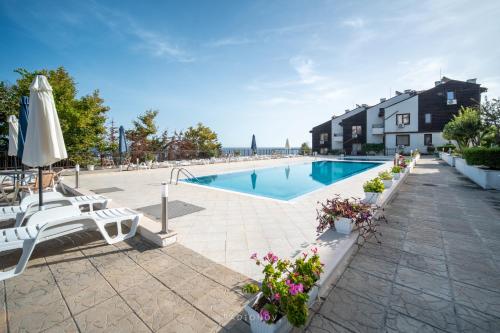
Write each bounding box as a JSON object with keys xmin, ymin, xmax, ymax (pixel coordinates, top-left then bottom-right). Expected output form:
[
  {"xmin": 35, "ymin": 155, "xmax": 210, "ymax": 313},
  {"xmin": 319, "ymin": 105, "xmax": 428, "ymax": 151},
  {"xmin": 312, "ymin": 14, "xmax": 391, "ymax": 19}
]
[
  {"xmin": 306, "ymin": 157, "xmax": 500, "ymax": 332},
  {"xmin": 0, "ymin": 232, "xmax": 253, "ymax": 332}
]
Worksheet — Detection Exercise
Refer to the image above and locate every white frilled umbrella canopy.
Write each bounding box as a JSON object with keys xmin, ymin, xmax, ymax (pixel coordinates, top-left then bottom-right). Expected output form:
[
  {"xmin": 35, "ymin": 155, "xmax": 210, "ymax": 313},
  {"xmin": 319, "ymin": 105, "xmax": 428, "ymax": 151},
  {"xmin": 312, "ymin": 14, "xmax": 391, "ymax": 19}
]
[
  {"xmin": 22, "ymin": 75, "xmax": 67, "ymax": 167},
  {"xmin": 7, "ymin": 115, "xmax": 19, "ymax": 156}
]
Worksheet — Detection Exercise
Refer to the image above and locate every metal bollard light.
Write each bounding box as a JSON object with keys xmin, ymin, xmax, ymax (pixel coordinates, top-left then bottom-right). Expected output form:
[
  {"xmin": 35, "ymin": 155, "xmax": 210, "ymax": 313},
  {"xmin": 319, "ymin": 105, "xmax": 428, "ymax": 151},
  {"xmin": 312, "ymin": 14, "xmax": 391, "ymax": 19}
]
[
  {"xmin": 75, "ymin": 164, "xmax": 80, "ymax": 188},
  {"xmin": 161, "ymin": 182, "xmax": 169, "ymax": 234}
]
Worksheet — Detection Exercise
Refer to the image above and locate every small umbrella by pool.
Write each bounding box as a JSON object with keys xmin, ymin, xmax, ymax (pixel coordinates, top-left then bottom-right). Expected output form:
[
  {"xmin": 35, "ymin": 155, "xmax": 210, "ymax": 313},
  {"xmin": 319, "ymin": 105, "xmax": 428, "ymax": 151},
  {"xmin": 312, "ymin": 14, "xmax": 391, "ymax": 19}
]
[
  {"xmin": 251, "ymin": 134, "xmax": 257, "ymax": 155},
  {"xmin": 22, "ymin": 75, "xmax": 67, "ymax": 208},
  {"xmin": 285, "ymin": 138, "xmax": 290, "ymax": 154},
  {"xmin": 251, "ymin": 170, "xmax": 257, "ymax": 190},
  {"xmin": 17, "ymin": 96, "xmax": 29, "ymax": 160},
  {"xmin": 119, "ymin": 126, "xmax": 128, "ymax": 164}
]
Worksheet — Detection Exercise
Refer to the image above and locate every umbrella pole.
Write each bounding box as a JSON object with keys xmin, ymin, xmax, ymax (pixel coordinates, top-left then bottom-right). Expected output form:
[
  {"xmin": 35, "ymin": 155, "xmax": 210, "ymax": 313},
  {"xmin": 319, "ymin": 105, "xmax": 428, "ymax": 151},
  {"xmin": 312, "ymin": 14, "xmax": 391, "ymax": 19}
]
[{"xmin": 38, "ymin": 167, "xmax": 43, "ymax": 210}]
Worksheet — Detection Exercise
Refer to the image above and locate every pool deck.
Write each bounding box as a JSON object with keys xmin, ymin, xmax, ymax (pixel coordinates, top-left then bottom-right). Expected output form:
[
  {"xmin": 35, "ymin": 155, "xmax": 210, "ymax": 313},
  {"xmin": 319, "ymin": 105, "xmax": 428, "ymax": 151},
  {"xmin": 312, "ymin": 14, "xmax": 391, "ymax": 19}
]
[
  {"xmin": 63, "ymin": 156, "xmax": 392, "ymax": 280},
  {"xmin": 305, "ymin": 157, "xmax": 500, "ymax": 332},
  {"xmin": 1, "ymin": 157, "xmax": 499, "ymax": 332}
]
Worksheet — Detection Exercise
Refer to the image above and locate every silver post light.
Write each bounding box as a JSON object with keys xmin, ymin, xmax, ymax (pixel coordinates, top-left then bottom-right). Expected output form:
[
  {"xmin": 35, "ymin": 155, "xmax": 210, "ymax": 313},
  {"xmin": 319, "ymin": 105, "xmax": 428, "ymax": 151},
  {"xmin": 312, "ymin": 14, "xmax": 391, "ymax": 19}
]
[
  {"xmin": 161, "ymin": 182, "xmax": 168, "ymax": 234},
  {"xmin": 75, "ymin": 164, "xmax": 80, "ymax": 188}
]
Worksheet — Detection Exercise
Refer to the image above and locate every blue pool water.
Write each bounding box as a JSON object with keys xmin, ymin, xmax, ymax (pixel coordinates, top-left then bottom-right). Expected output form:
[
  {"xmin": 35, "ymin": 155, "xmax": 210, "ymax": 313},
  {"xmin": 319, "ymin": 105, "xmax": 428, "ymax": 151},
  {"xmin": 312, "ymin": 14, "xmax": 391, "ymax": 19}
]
[{"xmin": 181, "ymin": 160, "xmax": 381, "ymax": 201}]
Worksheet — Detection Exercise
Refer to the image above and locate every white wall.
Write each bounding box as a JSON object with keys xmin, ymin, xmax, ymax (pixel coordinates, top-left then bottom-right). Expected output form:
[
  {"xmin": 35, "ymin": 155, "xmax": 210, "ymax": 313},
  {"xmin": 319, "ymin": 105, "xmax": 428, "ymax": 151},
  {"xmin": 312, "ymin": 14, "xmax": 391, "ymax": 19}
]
[
  {"xmin": 330, "ymin": 106, "xmax": 366, "ymax": 151},
  {"xmin": 384, "ymin": 96, "xmax": 419, "ymax": 133},
  {"xmin": 385, "ymin": 132, "xmax": 449, "ymax": 153},
  {"xmin": 366, "ymin": 93, "xmax": 411, "ymax": 144}
]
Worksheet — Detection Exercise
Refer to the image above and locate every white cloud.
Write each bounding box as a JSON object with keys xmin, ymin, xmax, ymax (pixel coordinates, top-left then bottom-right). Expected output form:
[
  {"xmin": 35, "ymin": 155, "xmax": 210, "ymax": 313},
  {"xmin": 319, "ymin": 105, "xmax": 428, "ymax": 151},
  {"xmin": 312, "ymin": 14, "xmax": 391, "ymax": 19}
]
[
  {"xmin": 341, "ymin": 17, "xmax": 365, "ymax": 29},
  {"xmin": 205, "ymin": 37, "xmax": 253, "ymax": 47}
]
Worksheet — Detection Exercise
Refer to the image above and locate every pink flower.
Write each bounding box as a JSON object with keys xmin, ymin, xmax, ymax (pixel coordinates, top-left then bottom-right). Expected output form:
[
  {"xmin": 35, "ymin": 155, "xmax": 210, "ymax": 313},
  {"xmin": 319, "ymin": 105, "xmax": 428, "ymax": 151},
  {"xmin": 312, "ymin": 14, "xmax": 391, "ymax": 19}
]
[
  {"xmin": 260, "ymin": 309, "xmax": 271, "ymax": 322},
  {"xmin": 302, "ymin": 252, "xmax": 308, "ymax": 259},
  {"xmin": 250, "ymin": 253, "xmax": 257, "ymax": 260},
  {"xmin": 311, "ymin": 247, "xmax": 318, "ymax": 254},
  {"xmin": 274, "ymin": 293, "xmax": 281, "ymax": 300}
]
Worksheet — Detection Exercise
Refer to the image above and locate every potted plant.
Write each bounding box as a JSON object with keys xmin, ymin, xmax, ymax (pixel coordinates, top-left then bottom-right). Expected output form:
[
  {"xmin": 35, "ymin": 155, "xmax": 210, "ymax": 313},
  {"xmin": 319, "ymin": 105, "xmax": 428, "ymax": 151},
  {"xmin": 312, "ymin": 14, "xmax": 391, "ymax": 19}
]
[
  {"xmin": 316, "ymin": 195, "xmax": 373, "ymax": 234},
  {"xmin": 362, "ymin": 177, "xmax": 384, "ymax": 204},
  {"xmin": 243, "ymin": 249, "xmax": 323, "ymax": 333},
  {"xmin": 378, "ymin": 170, "xmax": 393, "ymax": 189},
  {"xmin": 86, "ymin": 157, "xmax": 98, "ymax": 171},
  {"xmin": 391, "ymin": 165, "xmax": 402, "ymax": 179}
]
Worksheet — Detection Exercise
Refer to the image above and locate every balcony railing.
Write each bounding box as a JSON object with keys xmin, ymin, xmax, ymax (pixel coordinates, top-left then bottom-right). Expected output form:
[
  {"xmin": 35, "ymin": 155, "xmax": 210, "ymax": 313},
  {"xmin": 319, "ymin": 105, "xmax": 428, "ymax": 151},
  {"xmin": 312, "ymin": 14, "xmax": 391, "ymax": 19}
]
[{"xmin": 372, "ymin": 124, "xmax": 384, "ymax": 128}]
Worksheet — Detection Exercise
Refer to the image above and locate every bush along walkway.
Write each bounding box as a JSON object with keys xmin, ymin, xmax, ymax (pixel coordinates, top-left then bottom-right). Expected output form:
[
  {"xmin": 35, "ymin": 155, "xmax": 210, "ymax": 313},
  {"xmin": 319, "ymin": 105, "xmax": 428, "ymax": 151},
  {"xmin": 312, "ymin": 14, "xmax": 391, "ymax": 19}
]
[{"xmin": 305, "ymin": 157, "xmax": 500, "ymax": 333}]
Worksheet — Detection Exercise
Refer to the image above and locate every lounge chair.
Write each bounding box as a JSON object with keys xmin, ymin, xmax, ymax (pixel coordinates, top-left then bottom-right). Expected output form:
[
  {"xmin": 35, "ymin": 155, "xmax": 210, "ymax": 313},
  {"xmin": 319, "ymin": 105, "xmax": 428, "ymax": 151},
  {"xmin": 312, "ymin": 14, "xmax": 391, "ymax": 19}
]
[
  {"xmin": 0, "ymin": 205, "xmax": 141, "ymax": 281},
  {"xmin": 0, "ymin": 192, "xmax": 111, "ymax": 225}
]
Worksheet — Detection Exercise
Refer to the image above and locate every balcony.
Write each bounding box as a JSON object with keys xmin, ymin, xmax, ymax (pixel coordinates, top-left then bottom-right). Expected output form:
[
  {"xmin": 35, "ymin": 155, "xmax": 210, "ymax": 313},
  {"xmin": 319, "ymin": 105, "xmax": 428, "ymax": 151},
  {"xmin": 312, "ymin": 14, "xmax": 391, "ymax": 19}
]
[
  {"xmin": 333, "ymin": 134, "xmax": 343, "ymax": 142},
  {"xmin": 372, "ymin": 123, "xmax": 384, "ymax": 135}
]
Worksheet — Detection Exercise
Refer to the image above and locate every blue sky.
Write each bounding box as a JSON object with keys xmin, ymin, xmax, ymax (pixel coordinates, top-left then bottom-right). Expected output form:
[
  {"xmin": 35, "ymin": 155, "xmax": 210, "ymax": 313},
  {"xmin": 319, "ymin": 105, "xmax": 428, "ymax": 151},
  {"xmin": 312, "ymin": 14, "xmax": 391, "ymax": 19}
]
[{"xmin": 1, "ymin": 0, "xmax": 499, "ymax": 147}]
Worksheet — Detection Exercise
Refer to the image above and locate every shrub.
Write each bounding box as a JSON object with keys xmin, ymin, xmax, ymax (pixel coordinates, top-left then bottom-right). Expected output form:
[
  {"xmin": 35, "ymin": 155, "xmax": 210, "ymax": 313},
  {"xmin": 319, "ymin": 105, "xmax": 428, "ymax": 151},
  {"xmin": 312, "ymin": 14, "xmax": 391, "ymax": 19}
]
[
  {"xmin": 427, "ymin": 146, "xmax": 435, "ymax": 153},
  {"xmin": 242, "ymin": 249, "xmax": 323, "ymax": 327},
  {"xmin": 391, "ymin": 165, "xmax": 402, "ymax": 173},
  {"xmin": 362, "ymin": 143, "xmax": 384, "ymax": 154},
  {"xmin": 363, "ymin": 178, "xmax": 384, "ymax": 193},
  {"xmin": 437, "ymin": 143, "xmax": 455, "ymax": 153},
  {"xmin": 462, "ymin": 147, "xmax": 500, "ymax": 170},
  {"xmin": 378, "ymin": 170, "xmax": 392, "ymax": 180}
]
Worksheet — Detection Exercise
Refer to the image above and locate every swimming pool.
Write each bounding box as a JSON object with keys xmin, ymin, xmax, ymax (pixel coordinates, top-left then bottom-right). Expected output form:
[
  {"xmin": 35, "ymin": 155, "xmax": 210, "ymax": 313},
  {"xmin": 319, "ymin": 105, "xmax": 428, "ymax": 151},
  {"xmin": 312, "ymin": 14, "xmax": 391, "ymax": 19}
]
[{"xmin": 181, "ymin": 160, "xmax": 382, "ymax": 201}]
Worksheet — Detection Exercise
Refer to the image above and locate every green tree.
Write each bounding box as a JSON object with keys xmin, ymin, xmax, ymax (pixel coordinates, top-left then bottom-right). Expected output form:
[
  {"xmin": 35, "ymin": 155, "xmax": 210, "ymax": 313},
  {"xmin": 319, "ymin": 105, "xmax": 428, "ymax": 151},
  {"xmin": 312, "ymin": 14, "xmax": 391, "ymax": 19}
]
[
  {"xmin": 300, "ymin": 142, "xmax": 311, "ymax": 155},
  {"xmin": 1, "ymin": 67, "xmax": 109, "ymax": 163},
  {"xmin": 0, "ymin": 81, "xmax": 18, "ymax": 137},
  {"xmin": 443, "ymin": 106, "xmax": 482, "ymax": 151},
  {"xmin": 480, "ymin": 96, "xmax": 500, "ymax": 146},
  {"xmin": 183, "ymin": 122, "xmax": 222, "ymax": 157},
  {"xmin": 126, "ymin": 109, "xmax": 159, "ymax": 160}
]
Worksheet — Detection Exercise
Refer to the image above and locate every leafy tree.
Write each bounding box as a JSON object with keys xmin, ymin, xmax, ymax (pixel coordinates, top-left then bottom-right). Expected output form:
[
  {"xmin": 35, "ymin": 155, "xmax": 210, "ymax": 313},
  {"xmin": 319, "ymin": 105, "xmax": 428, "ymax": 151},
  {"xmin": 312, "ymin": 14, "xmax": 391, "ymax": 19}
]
[
  {"xmin": 0, "ymin": 81, "xmax": 18, "ymax": 137},
  {"xmin": 183, "ymin": 122, "xmax": 222, "ymax": 157},
  {"xmin": 1, "ymin": 67, "xmax": 109, "ymax": 163},
  {"xmin": 443, "ymin": 106, "xmax": 482, "ymax": 151},
  {"xmin": 300, "ymin": 142, "xmax": 311, "ymax": 155},
  {"xmin": 479, "ymin": 96, "xmax": 500, "ymax": 146},
  {"xmin": 126, "ymin": 109, "xmax": 159, "ymax": 160}
]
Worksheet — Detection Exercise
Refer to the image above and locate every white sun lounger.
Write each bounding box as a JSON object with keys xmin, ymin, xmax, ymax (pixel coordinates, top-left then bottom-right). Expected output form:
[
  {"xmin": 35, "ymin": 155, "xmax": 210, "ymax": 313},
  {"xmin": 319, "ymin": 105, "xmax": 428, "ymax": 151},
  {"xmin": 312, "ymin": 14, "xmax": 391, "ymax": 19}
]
[
  {"xmin": 0, "ymin": 192, "xmax": 111, "ymax": 224},
  {"xmin": 0, "ymin": 205, "xmax": 141, "ymax": 281}
]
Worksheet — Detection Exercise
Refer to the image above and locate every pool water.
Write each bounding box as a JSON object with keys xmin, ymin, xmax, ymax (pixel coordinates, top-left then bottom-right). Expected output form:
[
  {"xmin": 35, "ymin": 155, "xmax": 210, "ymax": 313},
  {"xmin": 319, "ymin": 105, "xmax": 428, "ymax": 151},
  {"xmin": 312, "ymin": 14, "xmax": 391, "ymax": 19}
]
[{"xmin": 181, "ymin": 160, "xmax": 381, "ymax": 201}]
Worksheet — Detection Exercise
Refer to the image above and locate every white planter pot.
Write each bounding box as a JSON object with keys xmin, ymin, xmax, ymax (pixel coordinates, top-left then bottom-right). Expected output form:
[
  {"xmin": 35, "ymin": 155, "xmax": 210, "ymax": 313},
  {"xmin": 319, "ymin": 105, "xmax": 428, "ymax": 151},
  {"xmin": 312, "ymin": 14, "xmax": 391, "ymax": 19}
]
[
  {"xmin": 382, "ymin": 179, "xmax": 393, "ymax": 189},
  {"xmin": 455, "ymin": 158, "xmax": 500, "ymax": 190},
  {"xmin": 392, "ymin": 172, "xmax": 400, "ymax": 180},
  {"xmin": 363, "ymin": 192, "xmax": 381, "ymax": 205},
  {"xmin": 87, "ymin": 165, "xmax": 95, "ymax": 171},
  {"xmin": 441, "ymin": 153, "xmax": 456, "ymax": 167},
  {"xmin": 307, "ymin": 285, "xmax": 319, "ymax": 308},
  {"xmin": 245, "ymin": 293, "xmax": 292, "ymax": 333},
  {"xmin": 334, "ymin": 217, "xmax": 354, "ymax": 234}
]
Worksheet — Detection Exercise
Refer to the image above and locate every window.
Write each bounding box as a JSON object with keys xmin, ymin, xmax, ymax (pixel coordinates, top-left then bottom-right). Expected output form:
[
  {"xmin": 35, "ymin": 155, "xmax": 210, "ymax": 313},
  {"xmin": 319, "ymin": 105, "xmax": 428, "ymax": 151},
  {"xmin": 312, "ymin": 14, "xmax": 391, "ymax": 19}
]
[
  {"xmin": 396, "ymin": 135, "xmax": 410, "ymax": 146},
  {"xmin": 319, "ymin": 133, "xmax": 328, "ymax": 144},
  {"xmin": 447, "ymin": 91, "xmax": 457, "ymax": 105},
  {"xmin": 396, "ymin": 113, "xmax": 410, "ymax": 126},
  {"xmin": 424, "ymin": 134, "xmax": 432, "ymax": 146},
  {"xmin": 425, "ymin": 113, "xmax": 432, "ymax": 124},
  {"xmin": 351, "ymin": 125, "xmax": 362, "ymax": 137}
]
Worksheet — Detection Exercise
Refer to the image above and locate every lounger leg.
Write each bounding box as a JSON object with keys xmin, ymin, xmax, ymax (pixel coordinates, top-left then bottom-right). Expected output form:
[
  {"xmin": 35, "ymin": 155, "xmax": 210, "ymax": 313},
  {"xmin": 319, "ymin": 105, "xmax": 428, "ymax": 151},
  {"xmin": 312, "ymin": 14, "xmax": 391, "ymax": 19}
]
[
  {"xmin": 0, "ymin": 239, "xmax": 37, "ymax": 281},
  {"xmin": 96, "ymin": 216, "xmax": 140, "ymax": 245}
]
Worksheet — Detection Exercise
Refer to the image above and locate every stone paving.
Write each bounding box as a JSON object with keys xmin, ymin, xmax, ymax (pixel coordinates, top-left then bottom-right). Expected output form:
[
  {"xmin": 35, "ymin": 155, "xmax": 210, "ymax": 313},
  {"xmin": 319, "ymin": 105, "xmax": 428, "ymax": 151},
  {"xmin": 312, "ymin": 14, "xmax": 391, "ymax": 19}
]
[
  {"xmin": 0, "ymin": 232, "xmax": 254, "ymax": 332},
  {"xmin": 306, "ymin": 157, "xmax": 500, "ymax": 332}
]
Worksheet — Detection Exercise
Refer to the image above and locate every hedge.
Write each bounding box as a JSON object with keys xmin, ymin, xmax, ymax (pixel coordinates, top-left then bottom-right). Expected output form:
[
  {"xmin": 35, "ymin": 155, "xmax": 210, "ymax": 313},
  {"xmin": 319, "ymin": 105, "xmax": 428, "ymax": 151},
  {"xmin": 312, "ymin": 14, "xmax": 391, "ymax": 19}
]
[
  {"xmin": 436, "ymin": 143, "xmax": 456, "ymax": 153},
  {"xmin": 462, "ymin": 147, "xmax": 500, "ymax": 170}
]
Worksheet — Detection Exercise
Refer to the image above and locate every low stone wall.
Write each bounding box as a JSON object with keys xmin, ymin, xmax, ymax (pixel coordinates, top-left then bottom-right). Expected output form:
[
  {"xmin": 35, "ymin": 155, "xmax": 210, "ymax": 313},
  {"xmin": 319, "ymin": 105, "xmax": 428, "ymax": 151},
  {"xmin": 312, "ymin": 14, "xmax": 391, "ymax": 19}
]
[
  {"xmin": 440, "ymin": 152, "xmax": 456, "ymax": 167},
  {"xmin": 455, "ymin": 157, "xmax": 500, "ymax": 190}
]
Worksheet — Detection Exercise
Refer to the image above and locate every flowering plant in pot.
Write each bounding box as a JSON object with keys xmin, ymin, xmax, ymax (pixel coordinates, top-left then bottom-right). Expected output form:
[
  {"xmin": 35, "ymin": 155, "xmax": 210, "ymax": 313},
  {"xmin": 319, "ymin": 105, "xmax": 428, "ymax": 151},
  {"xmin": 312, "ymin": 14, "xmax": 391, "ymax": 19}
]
[
  {"xmin": 378, "ymin": 170, "xmax": 393, "ymax": 189},
  {"xmin": 363, "ymin": 177, "xmax": 384, "ymax": 204},
  {"xmin": 316, "ymin": 195, "xmax": 373, "ymax": 234},
  {"xmin": 242, "ymin": 249, "xmax": 323, "ymax": 333},
  {"xmin": 391, "ymin": 165, "xmax": 402, "ymax": 179}
]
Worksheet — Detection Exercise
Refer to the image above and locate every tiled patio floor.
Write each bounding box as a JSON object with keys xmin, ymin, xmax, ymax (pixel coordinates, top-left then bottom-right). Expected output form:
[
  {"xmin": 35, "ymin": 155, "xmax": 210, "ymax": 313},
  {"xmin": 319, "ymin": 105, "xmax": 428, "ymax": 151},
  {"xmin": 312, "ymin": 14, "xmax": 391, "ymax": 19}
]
[
  {"xmin": 0, "ymin": 233, "xmax": 254, "ymax": 332},
  {"xmin": 306, "ymin": 157, "xmax": 500, "ymax": 332}
]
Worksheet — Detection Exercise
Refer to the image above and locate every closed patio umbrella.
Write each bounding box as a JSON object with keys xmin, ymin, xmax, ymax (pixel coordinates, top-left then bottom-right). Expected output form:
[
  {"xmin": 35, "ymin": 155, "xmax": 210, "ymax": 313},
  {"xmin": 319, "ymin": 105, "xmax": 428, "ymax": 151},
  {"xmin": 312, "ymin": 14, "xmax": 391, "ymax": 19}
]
[
  {"xmin": 251, "ymin": 134, "xmax": 257, "ymax": 155},
  {"xmin": 17, "ymin": 96, "xmax": 29, "ymax": 160},
  {"xmin": 8, "ymin": 115, "xmax": 19, "ymax": 170},
  {"xmin": 22, "ymin": 75, "xmax": 67, "ymax": 208},
  {"xmin": 118, "ymin": 126, "xmax": 127, "ymax": 164},
  {"xmin": 8, "ymin": 116, "xmax": 19, "ymax": 157},
  {"xmin": 285, "ymin": 138, "xmax": 290, "ymax": 154}
]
